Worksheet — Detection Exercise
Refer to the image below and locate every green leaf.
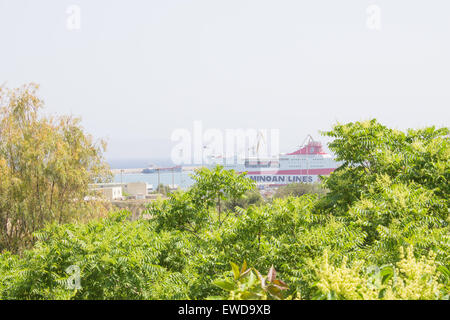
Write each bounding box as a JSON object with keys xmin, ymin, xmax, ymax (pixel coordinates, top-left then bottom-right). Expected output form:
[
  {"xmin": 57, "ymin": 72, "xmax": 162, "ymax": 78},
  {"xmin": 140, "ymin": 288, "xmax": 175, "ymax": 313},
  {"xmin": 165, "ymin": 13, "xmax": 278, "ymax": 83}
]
[
  {"xmin": 213, "ymin": 279, "xmax": 236, "ymax": 291},
  {"xmin": 380, "ymin": 266, "xmax": 394, "ymax": 284},
  {"xmin": 206, "ymin": 295, "xmax": 227, "ymax": 300},
  {"xmin": 240, "ymin": 260, "xmax": 247, "ymax": 275},
  {"xmin": 230, "ymin": 262, "xmax": 240, "ymax": 280}
]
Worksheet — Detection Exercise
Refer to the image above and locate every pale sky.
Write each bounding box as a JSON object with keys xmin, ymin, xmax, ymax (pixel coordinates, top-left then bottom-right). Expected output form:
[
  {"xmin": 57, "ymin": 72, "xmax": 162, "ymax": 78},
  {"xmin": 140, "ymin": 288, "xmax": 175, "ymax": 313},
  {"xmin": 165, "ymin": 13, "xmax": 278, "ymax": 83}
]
[{"xmin": 1, "ymin": 0, "xmax": 449, "ymax": 161}]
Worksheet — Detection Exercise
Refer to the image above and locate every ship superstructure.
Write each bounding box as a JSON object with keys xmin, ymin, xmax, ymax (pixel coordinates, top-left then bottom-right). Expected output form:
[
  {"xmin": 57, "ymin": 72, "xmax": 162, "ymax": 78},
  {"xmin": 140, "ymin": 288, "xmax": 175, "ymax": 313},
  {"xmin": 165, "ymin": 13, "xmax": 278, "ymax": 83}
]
[{"xmin": 207, "ymin": 135, "xmax": 341, "ymax": 186}]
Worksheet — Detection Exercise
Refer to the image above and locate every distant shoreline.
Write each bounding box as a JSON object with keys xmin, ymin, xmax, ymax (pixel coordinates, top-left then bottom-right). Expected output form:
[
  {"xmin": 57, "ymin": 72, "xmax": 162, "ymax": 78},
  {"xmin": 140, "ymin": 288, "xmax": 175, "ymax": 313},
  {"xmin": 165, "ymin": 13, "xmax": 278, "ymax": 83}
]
[
  {"xmin": 111, "ymin": 168, "xmax": 144, "ymax": 174},
  {"xmin": 111, "ymin": 166, "xmax": 202, "ymax": 175}
]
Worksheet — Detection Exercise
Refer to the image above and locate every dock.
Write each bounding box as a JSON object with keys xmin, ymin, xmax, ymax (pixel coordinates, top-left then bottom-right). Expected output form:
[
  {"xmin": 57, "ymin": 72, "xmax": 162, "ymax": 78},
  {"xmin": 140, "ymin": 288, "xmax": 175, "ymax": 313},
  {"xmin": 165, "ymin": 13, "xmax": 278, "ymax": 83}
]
[{"xmin": 111, "ymin": 166, "xmax": 204, "ymax": 175}]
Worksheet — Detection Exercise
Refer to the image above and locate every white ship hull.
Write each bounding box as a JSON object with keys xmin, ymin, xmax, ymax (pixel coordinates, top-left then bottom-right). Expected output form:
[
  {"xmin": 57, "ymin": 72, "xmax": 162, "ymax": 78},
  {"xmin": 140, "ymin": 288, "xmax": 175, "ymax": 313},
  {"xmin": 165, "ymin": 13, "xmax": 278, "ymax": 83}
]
[{"xmin": 207, "ymin": 136, "xmax": 341, "ymax": 187}]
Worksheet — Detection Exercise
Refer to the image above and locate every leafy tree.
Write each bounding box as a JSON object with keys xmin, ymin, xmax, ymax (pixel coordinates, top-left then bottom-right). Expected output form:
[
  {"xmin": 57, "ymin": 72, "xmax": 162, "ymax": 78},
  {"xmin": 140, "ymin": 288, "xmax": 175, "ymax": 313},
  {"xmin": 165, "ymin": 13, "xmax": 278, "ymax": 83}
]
[
  {"xmin": 319, "ymin": 119, "xmax": 449, "ymax": 214},
  {"xmin": 154, "ymin": 184, "xmax": 171, "ymax": 196},
  {"xmin": 0, "ymin": 211, "xmax": 190, "ymax": 299},
  {"xmin": 189, "ymin": 165, "xmax": 256, "ymax": 223},
  {"xmin": 272, "ymin": 182, "xmax": 327, "ymax": 199},
  {"xmin": 148, "ymin": 190, "xmax": 209, "ymax": 235},
  {"xmin": 223, "ymin": 188, "xmax": 264, "ymax": 211},
  {"xmin": 0, "ymin": 84, "xmax": 111, "ymax": 252},
  {"xmin": 148, "ymin": 165, "xmax": 256, "ymax": 233},
  {"xmin": 318, "ymin": 120, "xmax": 449, "ymax": 262}
]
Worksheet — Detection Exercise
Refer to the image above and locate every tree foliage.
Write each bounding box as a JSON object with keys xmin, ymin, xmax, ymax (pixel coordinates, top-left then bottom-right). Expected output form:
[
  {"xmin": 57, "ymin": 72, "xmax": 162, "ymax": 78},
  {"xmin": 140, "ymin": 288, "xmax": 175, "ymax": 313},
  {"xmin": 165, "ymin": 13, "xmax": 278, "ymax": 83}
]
[
  {"xmin": 0, "ymin": 211, "xmax": 190, "ymax": 299},
  {"xmin": 0, "ymin": 84, "xmax": 111, "ymax": 252},
  {"xmin": 0, "ymin": 119, "xmax": 448, "ymax": 300},
  {"xmin": 148, "ymin": 165, "xmax": 256, "ymax": 232},
  {"xmin": 318, "ymin": 120, "xmax": 449, "ymax": 263},
  {"xmin": 189, "ymin": 165, "xmax": 255, "ymax": 220},
  {"xmin": 272, "ymin": 182, "xmax": 327, "ymax": 199},
  {"xmin": 313, "ymin": 247, "xmax": 449, "ymax": 300}
]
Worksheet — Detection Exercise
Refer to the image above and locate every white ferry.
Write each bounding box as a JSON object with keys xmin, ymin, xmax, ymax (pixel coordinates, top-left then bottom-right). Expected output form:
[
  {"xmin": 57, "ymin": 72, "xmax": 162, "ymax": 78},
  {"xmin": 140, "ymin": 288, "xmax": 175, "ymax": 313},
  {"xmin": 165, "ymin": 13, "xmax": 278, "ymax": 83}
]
[{"xmin": 207, "ymin": 135, "xmax": 342, "ymax": 186}]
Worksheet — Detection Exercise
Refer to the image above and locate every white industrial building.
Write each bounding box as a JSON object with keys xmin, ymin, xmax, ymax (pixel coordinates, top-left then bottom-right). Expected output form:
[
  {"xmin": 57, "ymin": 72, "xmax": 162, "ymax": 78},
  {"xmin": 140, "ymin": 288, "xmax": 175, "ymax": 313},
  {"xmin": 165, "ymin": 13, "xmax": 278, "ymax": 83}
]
[
  {"xmin": 90, "ymin": 186, "xmax": 123, "ymax": 201},
  {"xmin": 89, "ymin": 182, "xmax": 152, "ymax": 201},
  {"xmin": 123, "ymin": 182, "xmax": 148, "ymax": 197}
]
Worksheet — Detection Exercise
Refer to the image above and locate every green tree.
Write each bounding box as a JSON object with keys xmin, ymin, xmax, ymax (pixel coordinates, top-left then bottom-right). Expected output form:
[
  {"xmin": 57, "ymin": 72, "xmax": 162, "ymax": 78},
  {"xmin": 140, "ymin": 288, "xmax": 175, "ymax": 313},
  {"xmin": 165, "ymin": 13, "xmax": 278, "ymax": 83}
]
[
  {"xmin": 148, "ymin": 165, "xmax": 256, "ymax": 233},
  {"xmin": 319, "ymin": 119, "xmax": 449, "ymax": 213},
  {"xmin": 0, "ymin": 211, "xmax": 191, "ymax": 300},
  {"xmin": 148, "ymin": 190, "xmax": 209, "ymax": 235},
  {"xmin": 0, "ymin": 84, "xmax": 111, "ymax": 252},
  {"xmin": 188, "ymin": 165, "xmax": 256, "ymax": 224},
  {"xmin": 272, "ymin": 182, "xmax": 327, "ymax": 199},
  {"xmin": 155, "ymin": 184, "xmax": 171, "ymax": 196},
  {"xmin": 318, "ymin": 120, "xmax": 449, "ymax": 262},
  {"xmin": 224, "ymin": 188, "xmax": 264, "ymax": 211}
]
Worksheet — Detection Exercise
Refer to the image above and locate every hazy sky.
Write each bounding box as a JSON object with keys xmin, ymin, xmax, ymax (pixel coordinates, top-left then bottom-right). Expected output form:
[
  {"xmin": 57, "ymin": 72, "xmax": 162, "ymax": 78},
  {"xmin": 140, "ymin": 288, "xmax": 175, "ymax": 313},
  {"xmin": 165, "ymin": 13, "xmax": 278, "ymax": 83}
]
[{"xmin": 1, "ymin": 0, "xmax": 449, "ymax": 160}]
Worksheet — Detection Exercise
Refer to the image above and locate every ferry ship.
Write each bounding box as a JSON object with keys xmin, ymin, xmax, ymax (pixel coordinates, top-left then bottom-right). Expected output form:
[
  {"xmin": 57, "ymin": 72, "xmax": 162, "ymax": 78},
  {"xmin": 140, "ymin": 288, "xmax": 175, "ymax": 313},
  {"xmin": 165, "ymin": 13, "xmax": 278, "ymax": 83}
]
[
  {"xmin": 142, "ymin": 164, "xmax": 182, "ymax": 174},
  {"xmin": 207, "ymin": 135, "xmax": 342, "ymax": 187}
]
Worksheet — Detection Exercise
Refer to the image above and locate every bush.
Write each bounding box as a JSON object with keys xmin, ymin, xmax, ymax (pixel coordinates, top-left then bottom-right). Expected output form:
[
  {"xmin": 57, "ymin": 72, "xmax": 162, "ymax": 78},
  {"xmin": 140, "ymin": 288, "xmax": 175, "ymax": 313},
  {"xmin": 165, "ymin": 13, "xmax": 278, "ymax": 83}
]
[
  {"xmin": 0, "ymin": 211, "xmax": 190, "ymax": 300},
  {"xmin": 313, "ymin": 247, "xmax": 449, "ymax": 300},
  {"xmin": 272, "ymin": 183, "xmax": 327, "ymax": 199}
]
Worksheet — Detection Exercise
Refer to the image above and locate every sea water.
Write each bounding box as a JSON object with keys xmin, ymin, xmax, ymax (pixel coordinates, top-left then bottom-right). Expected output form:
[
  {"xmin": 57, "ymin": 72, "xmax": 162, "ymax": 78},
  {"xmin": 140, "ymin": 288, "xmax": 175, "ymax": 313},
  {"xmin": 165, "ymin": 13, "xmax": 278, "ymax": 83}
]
[{"xmin": 113, "ymin": 171, "xmax": 195, "ymax": 189}]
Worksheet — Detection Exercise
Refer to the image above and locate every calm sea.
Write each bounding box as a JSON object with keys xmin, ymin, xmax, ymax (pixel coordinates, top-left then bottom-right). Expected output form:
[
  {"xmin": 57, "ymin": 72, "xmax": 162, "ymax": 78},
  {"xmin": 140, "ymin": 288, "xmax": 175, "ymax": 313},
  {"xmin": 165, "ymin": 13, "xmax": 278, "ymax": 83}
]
[
  {"xmin": 109, "ymin": 158, "xmax": 196, "ymax": 189},
  {"xmin": 113, "ymin": 171, "xmax": 195, "ymax": 189},
  {"xmin": 107, "ymin": 158, "xmax": 175, "ymax": 169}
]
